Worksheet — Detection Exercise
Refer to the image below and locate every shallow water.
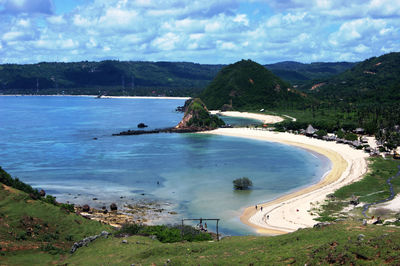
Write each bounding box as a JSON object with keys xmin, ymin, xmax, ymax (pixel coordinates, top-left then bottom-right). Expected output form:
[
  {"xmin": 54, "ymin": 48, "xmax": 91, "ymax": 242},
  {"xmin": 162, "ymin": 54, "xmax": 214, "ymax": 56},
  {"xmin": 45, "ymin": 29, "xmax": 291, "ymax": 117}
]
[{"xmin": 0, "ymin": 96, "xmax": 331, "ymax": 235}]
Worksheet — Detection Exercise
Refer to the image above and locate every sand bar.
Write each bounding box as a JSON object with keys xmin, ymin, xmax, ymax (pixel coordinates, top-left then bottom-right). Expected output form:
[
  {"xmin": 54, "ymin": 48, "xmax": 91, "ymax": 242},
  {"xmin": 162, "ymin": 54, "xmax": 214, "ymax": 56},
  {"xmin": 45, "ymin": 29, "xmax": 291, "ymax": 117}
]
[
  {"xmin": 209, "ymin": 110, "xmax": 284, "ymax": 124},
  {"xmin": 205, "ymin": 128, "xmax": 368, "ymax": 235}
]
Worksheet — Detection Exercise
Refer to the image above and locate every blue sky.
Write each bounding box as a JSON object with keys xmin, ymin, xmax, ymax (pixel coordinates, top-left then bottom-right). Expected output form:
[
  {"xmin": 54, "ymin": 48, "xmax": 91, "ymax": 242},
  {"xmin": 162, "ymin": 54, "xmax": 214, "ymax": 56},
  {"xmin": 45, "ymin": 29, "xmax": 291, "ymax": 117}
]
[{"xmin": 0, "ymin": 0, "xmax": 399, "ymax": 64}]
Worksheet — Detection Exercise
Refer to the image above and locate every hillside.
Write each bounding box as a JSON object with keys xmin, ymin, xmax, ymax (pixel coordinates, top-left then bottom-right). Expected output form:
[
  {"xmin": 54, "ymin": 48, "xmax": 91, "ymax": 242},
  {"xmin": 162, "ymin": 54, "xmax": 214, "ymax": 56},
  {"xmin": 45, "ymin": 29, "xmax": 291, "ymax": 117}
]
[
  {"xmin": 175, "ymin": 98, "xmax": 225, "ymax": 129},
  {"xmin": 0, "ymin": 167, "xmax": 112, "ymax": 265},
  {"xmin": 2, "ymin": 166, "xmax": 400, "ymax": 265},
  {"xmin": 306, "ymin": 52, "xmax": 400, "ymax": 103},
  {"xmin": 199, "ymin": 59, "xmax": 311, "ymax": 111},
  {"xmin": 0, "ymin": 61, "xmax": 223, "ymax": 96},
  {"xmin": 265, "ymin": 61, "xmax": 356, "ymax": 85}
]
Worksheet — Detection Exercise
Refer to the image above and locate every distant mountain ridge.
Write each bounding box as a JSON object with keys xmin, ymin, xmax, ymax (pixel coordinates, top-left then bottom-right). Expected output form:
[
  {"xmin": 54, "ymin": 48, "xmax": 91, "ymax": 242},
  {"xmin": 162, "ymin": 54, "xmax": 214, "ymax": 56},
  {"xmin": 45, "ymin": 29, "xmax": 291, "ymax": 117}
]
[
  {"xmin": 265, "ymin": 61, "xmax": 356, "ymax": 85},
  {"xmin": 0, "ymin": 60, "xmax": 354, "ymax": 96}
]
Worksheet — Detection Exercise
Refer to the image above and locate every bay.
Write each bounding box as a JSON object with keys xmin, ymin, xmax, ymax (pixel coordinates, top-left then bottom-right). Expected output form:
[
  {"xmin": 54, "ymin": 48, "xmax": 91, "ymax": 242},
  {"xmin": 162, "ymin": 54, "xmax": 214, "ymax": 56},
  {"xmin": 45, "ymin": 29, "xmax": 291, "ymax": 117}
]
[{"xmin": 0, "ymin": 96, "xmax": 330, "ymax": 235}]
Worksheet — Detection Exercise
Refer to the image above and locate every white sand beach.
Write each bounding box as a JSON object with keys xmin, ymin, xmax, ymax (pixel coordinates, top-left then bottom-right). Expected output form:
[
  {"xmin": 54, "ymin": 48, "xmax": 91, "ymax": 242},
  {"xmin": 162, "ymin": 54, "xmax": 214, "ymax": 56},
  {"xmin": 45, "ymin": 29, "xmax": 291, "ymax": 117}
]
[
  {"xmin": 209, "ymin": 110, "xmax": 284, "ymax": 124},
  {"xmin": 205, "ymin": 127, "xmax": 369, "ymax": 235}
]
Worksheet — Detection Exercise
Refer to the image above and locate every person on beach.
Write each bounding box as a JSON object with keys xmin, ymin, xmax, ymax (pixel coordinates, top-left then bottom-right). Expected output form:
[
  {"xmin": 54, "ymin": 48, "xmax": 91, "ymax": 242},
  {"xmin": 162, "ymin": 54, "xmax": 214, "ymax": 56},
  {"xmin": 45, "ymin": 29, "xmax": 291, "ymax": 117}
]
[
  {"xmin": 260, "ymin": 206, "xmax": 263, "ymax": 211},
  {"xmin": 267, "ymin": 215, "xmax": 269, "ymax": 220},
  {"xmin": 255, "ymin": 205, "xmax": 258, "ymax": 210}
]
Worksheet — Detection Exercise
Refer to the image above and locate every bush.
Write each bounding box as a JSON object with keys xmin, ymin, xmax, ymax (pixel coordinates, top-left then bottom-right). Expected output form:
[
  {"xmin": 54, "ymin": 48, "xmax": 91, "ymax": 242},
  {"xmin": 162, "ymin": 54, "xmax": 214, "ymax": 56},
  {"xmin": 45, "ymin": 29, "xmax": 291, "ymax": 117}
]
[
  {"xmin": 233, "ymin": 177, "xmax": 253, "ymax": 190},
  {"xmin": 118, "ymin": 224, "xmax": 212, "ymax": 243},
  {"xmin": 344, "ymin": 132, "xmax": 358, "ymax": 141}
]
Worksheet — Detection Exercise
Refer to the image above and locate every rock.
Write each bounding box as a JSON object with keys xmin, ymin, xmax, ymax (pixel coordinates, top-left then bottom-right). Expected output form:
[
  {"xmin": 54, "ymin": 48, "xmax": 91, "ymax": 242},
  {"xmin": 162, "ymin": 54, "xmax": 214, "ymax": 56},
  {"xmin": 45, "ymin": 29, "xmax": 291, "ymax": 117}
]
[
  {"xmin": 103, "ymin": 209, "xmax": 108, "ymax": 214},
  {"xmin": 150, "ymin": 235, "xmax": 157, "ymax": 240},
  {"xmin": 122, "ymin": 239, "xmax": 128, "ymax": 244},
  {"xmin": 110, "ymin": 203, "xmax": 118, "ymax": 211},
  {"xmin": 100, "ymin": 231, "xmax": 110, "ymax": 238},
  {"xmin": 39, "ymin": 189, "xmax": 46, "ymax": 197},
  {"xmin": 92, "ymin": 198, "xmax": 98, "ymax": 200},
  {"xmin": 373, "ymin": 219, "xmax": 383, "ymax": 225},
  {"xmin": 363, "ymin": 219, "xmax": 367, "ymax": 226},
  {"xmin": 358, "ymin": 234, "xmax": 365, "ymax": 241},
  {"xmin": 313, "ymin": 222, "xmax": 331, "ymax": 228},
  {"xmin": 29, "ymin": 193, "xmax": 39, "ymax": 200},
  {"xmin": 82, "ymin": 204, "xmax": 90, "ymax": 212},
  {"xmin": 137, "ymin": 123, "xmax": 148, "ymax": 128}
]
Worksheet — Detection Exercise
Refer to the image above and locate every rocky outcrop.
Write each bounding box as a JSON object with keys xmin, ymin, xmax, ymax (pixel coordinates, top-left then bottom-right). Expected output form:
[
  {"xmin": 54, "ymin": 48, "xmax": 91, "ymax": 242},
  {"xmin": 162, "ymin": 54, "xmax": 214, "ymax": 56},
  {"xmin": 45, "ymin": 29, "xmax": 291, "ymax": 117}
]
[
  {"xmin": 174, "ymin": 98, "xmax": 225, "ymax": 130},
  {"xmin": 70, "ymin": 231, "xmax": 111, "ymax": 253},
  {"xmin": 112, "ymin": 98, "xmax": 224, "ymax": 136}
]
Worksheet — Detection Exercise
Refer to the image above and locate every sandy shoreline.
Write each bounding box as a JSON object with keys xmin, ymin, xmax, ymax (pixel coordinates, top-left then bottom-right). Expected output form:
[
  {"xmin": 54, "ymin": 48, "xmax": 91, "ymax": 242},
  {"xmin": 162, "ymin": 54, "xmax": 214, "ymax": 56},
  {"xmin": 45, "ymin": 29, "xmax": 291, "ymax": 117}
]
[
  {"xmin": 0, "ymin": 94, "xmax": 190, "ymax": 100},
  {"xmin": 205, "ymin": 128, "xmax": 368, "ymax": 235},
  {"xmin": 210, "ymin": 110, "xmax": 284, "ymax": 124}
]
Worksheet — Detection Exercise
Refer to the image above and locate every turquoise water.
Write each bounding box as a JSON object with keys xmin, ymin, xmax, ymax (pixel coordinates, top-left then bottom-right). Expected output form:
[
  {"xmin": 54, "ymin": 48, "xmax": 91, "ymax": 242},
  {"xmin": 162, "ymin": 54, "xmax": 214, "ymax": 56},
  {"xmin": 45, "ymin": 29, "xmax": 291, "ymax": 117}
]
[{"xmin": 0, "ymin": 96, "xmax": 330, "ymax": 235}]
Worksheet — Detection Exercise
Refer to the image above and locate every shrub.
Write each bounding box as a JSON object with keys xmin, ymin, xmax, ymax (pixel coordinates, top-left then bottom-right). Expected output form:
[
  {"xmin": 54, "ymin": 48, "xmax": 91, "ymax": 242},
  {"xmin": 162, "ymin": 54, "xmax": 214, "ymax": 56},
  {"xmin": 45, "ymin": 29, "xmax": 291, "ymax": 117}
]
[{"xmin": 233, "ymin": 177, "xmax": 253, "ymax": 190}]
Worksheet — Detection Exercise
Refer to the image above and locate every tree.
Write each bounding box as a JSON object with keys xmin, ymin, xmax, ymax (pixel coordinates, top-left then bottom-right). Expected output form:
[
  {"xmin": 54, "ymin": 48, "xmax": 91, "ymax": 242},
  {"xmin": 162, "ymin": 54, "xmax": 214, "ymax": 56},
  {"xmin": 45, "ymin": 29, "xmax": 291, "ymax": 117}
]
[{"xmin": 233, "ymin": 177, "xmax": 253, "ymax": 190}]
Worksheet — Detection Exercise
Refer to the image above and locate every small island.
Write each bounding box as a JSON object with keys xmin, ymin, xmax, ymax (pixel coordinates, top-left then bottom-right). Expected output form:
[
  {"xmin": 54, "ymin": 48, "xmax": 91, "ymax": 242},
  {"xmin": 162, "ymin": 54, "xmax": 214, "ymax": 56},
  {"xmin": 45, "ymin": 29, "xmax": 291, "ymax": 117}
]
[{"xmin": 112, "ymin": 98, "xmax": 225, "ymax": 136}]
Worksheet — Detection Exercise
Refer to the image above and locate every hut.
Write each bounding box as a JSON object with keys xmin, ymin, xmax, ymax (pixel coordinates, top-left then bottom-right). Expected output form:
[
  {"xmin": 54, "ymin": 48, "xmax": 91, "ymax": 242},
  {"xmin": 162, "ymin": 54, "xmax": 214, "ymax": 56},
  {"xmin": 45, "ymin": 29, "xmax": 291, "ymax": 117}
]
[
  {"xmin": 354, "ymin": 128, "xmax": 364, "ymax": 134},
  {"xmin": 305, "ymin": 124, "xmax": 316, "ymax": 136}
]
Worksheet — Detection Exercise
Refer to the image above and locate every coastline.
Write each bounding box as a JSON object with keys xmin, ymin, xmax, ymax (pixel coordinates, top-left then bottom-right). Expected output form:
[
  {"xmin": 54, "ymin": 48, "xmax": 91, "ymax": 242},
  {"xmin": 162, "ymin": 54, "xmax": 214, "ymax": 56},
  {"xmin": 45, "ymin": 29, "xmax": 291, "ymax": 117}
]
[
  {"xmin": 204, "ymin": 128, "xmax": 368, "ymax": 235},
  {"xmin": 0, "ymin": 94, "xmax": 191, "ymax": 100},
  {"xmin": 210, "ymin": 110, "xmax": 284, "ymax": 124}
]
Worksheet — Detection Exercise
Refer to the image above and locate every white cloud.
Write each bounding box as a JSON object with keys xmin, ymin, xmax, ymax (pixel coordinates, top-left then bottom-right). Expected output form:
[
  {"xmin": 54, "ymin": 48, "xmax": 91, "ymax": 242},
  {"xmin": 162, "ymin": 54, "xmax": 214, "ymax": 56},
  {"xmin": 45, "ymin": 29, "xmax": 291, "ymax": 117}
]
[
  {"xmin": 233, "ymin": 14, "xmax": 249, "ymax": 26},
  {"xmin": 2, "ymin": 31, "xmax": 25, "ymax": 41},
  {"xmin": 0, "ymin": 0, "xmax": 399, "ymax": 64},
  {"xmin": 47, "ymin": 15, "xmax": 66, "ymax": 25}
]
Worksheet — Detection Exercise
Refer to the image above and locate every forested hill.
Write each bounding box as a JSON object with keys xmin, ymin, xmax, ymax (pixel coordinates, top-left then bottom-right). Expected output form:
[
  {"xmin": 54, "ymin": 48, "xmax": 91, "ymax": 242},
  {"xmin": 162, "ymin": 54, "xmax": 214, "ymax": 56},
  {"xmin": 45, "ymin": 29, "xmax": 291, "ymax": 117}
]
[
  {"xmin": 0, "ymin": 60, "xmax": 354, "ymax": 97},
  {"xmin": 199, "ymin": 59, "xmax": 312, "ymax": 111},
  {"xmin": 0, "ymin": 61, "xmax": 223, "ymax": 96},
  {"xmin": 305, "ymin": 52, "xmax": 400, "ymax": 103},
  {"xmin": 265, "ymin": 61, "xmax": 356, "ymax": 85}
]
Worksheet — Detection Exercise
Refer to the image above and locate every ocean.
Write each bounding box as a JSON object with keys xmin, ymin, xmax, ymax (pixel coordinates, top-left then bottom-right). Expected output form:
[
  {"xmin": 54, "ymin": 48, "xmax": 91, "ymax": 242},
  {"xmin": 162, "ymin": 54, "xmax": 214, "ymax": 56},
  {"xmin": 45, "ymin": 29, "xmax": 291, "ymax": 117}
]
[{"xmin": 0, "ymin": 96, "xmax": 331, "ymax": 235}]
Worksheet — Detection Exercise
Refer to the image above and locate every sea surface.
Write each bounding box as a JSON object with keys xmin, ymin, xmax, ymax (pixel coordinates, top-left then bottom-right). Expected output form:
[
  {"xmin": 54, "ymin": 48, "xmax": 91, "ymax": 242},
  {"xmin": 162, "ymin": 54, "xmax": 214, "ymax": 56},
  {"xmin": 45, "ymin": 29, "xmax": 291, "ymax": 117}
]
[{"xmin": 0, "ymin": 96, "xmax": 331, "ymax": 235}]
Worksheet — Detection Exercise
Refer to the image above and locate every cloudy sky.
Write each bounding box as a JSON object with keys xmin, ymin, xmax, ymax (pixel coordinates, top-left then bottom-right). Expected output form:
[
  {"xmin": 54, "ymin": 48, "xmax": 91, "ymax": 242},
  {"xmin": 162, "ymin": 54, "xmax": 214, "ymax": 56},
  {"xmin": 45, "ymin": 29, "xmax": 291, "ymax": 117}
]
[{"xmin": 0, "ymin": 0, "xmax": 399, "ymax": 64}]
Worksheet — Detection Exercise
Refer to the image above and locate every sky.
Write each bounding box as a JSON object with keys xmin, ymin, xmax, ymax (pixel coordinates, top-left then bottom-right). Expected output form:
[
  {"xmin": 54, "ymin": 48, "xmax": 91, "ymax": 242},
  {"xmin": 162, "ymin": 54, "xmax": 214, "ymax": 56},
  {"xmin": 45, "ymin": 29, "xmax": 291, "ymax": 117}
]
[{"xmin": 0, "ymin": 0, "xmax": 399, "ymax": 64}]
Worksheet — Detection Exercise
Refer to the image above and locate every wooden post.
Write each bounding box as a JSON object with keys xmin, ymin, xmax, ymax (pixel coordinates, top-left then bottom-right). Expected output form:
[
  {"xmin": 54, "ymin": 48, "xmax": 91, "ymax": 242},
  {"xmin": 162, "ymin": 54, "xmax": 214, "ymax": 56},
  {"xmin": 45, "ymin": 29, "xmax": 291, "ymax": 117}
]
[
  {"xmin": 216, "ymin": 219, "xmax": 219, "ymax": 241},
  {"xmin": 181, "ymin": 219, "xmax": 184, "ymax": 241}
]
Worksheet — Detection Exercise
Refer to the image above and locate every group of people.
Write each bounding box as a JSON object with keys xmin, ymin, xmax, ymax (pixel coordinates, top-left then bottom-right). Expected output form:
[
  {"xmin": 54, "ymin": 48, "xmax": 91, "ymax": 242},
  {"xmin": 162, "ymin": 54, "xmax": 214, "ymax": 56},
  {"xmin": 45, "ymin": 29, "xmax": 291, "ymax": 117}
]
[{"xmin": 255, "ymin": 205, "xmax": 269, "ymax": 220}]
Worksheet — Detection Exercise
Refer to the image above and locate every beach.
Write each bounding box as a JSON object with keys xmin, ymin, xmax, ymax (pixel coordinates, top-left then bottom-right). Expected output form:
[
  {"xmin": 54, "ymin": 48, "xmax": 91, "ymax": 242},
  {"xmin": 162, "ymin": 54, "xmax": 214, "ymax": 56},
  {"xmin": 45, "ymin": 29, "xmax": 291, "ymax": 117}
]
[
  {"xmin": 210, "ymin": 111, "xmax": 284, "ymax": 124},
  {"xmin": 205, "ymin": 126, "xmax": 368, "ymax": 235}
]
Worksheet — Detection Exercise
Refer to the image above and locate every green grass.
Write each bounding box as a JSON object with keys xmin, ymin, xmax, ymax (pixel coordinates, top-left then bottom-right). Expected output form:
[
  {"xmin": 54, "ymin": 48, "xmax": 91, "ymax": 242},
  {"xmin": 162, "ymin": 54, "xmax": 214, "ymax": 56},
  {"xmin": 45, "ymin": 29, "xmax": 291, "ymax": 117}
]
[
  {"xmin": 0, "ymin": 184, "xmax": 112, "ymax": 265},
  {"xmin": 317, "ymin": 158, "xmax": 400, "ymax": 221},
  {"xmin": 64, "ymin": 221, "xmax": 400, "ymax": 265}
]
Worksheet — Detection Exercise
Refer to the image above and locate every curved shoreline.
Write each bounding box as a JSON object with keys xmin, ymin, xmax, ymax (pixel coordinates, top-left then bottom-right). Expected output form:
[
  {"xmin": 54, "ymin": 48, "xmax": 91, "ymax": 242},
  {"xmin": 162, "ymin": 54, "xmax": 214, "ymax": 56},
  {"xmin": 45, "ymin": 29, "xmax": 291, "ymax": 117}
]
[{"xmin": 205, "ymin": 128, "xmax": 368, "ymax": 235}]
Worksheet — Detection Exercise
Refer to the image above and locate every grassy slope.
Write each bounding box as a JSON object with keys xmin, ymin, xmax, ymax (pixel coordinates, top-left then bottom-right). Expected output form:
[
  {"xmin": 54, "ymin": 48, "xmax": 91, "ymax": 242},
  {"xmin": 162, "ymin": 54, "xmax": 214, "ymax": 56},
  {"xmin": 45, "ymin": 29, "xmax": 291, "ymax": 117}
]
[
  {"xmin": 0, "ymin": 184, "xmax": 111, "ymax": 265},
  {"xmin": 65, "ymin": 221, "xmax": 400, "ymax": 265},
  {"xmin": 317, "ymin": 158, "xmax": 400, "ymax": 222}
]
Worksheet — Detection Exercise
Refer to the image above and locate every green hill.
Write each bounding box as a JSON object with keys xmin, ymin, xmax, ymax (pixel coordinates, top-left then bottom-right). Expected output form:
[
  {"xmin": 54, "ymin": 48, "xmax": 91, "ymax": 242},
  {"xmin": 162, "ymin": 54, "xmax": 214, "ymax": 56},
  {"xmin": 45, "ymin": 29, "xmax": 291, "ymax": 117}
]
[
  {"xmin": 0, "ymin": 61, "xmax": 223, "ymax": 96},
  {"xmin": 307, "ymin": 52, "xmax": 400, "ymax": 103},
  {"xmin": 265, "ymin": 61, "xmax": 356, "ymax": 85},
  {"xmin": 176, "ymin": 98, "xmax": 225, "ymax": 129},
  {"xmin": 199, "ymin": 59, "xmax": 311, "ymax": 111}
]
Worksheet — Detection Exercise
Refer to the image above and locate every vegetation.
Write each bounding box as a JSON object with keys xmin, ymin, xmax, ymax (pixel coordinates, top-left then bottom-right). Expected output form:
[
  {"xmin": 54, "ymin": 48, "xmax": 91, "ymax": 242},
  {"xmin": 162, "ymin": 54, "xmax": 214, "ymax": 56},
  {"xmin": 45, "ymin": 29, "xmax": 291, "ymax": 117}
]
[
  {"xmin": 0, "ymin": 61, "xmax": 223, "ymax": 96},
  {"xmin": 64, "ymin": 221, "xmax": 400, "ymax": 265},
  {"xmin": 0, "ymin": 179, "xmax": 111, "ymax": 264},
  {"xmin": 0, "ymin": 166, "xmax": 74, "ymax": 210},
  {"xmin": 316, "ymin": 158, "xmax": 400, "ymax": 222},
  {"xmin": 265, "ymin": 61, "xmax": 356, "ymax": 85},
  {"xmin": 199, "ymin": 59, "xmax": 312, "ymax": 111},
  {"xmin": 180, "ymin": 98, "xmax": 225, "ymax": 129},
  {"xmin": 233, "ymin": 177, "xmax": 253, "ymax": 190},
  {"xmin": 118, "ymin": 224, "xmax": 212, "ymax": 243}
]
